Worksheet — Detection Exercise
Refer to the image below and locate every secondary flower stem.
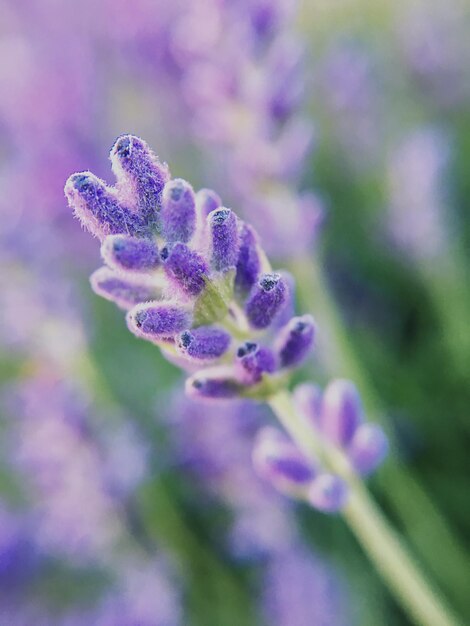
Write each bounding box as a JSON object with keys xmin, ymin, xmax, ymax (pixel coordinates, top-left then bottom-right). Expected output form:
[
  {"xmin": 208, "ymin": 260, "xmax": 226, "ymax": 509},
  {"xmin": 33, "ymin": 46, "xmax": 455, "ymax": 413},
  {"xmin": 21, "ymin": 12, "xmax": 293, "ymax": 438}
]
[
  {"xmin": 289, "ymin": 254, "xmax": 470, "ymax": 602},
  {"xmin": 268, "ymin": 390, "xmax": 462, "ymax": 626}
]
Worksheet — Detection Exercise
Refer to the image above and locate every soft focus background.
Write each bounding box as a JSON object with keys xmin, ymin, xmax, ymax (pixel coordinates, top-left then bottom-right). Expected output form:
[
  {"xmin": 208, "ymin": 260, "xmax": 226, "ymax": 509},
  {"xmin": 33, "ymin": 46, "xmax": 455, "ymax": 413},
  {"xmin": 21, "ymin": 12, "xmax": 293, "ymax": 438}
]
[{"xmin": 0, "ymin": 1, "xmax": 469, "ymax": 624}]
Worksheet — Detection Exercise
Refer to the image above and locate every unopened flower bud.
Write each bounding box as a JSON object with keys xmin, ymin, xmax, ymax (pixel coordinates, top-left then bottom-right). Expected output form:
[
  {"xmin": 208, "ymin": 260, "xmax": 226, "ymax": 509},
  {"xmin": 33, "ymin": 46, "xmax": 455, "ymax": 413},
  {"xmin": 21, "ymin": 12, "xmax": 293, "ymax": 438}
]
[
  {"xmin": 236, "ymin": 342, "xmax": 276, "ymax": 384},
  {"xmin": 253, "ymin": 427, "xmax": 315, "ymax": 496},
  {"xmin": 348, "ymin": 424, "xmax": 388, "ymax": 476},
  {"xmin": 101, "ymin": 235, "xmax": 160, "ymax": 273},
  {"xmin": 162, "ymin": 242, "xmax": 209, "ymax": 297},
  {"xmin": 90, "ymin": 267, "xmax": 163, "ymax": 310},
  {"xmin": 195, "ymin": 188, "xmax": 222, "ymax": 218},
  {"xmin": 245, "ymin": 273, "xmax": 288, "ymax": 329},
  {"xmin": 161, "ymin": 178, "xmax": 196, "ymax": 243},
  {"xmin": 186, "ymin": 366, "xmax": 241, "ymax": 400},
  {"xmin": 110, "ymin": 134, "xmax": 170, "ymax": 228},
  {"xmin": 275, "ymin": 314, "xmax": 315, "ymax": 368},
  {"xmin": 307, "ymin": 474, "xmax": 348, "ymax": 513},
  {"xmin": 65, "ymin": 172, "xmax": 148, "ymax": 240},
  {"xmin": 321, "ymin": 379, "xmax": 362, "ymax": 447},
  {"xmin": 127, "ymin": 302, "xmax": 192, "ymax": 340},
  {"xmin": 177, "ymin": 326, "xmax": 231, "ymax": 362},
  {"xmin": 208, "ymin": 208, "xmax": 239, "ymax": 272},
  {"xmin": 234, "ymin": 223, "xmax": 261, "ymax": 300},
  {"xmin": 293, "ymin": 383, "xmax": 323, "ymax": 427}
]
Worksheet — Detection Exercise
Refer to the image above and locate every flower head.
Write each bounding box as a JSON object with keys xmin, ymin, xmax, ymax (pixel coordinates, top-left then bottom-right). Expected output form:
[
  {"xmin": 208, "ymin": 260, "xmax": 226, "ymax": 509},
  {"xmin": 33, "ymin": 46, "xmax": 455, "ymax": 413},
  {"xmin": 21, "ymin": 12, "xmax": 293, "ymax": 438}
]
[{"xmin": 66, "ymin": 135, "xmax": 316, "ymax": 401}]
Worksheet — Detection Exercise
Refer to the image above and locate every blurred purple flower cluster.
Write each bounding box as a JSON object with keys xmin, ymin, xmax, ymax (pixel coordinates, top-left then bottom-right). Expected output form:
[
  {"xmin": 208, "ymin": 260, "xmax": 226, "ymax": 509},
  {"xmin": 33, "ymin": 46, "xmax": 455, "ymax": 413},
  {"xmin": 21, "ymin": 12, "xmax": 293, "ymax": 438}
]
[{"xmin": 164, "ymin": 0, "xmax": 324, "ymax": 257}]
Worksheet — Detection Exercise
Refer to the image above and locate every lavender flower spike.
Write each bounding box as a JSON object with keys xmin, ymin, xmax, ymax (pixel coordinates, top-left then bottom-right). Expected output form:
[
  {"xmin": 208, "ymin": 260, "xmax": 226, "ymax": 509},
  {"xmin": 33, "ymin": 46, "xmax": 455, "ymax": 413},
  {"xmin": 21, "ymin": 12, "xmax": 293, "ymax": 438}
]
[
  {"xmin": 245, "ymin": 273, "xmax": 288, "ymax": 329},
  {"xmin": 161, "ymin": 178, "xmax": 197, "ymax": 243},
  {"xmin": 127, "ymin": 302, "xmax": 192, "ymax": 341},
  {"xmin": 208, "ymin": 208, "xmax": 239, "ymax": 272},
  {"xmin": 101, "ymin": 235, "xmax": 160, "ymax": 273},
  {"xmin": 176, "ymin": 326, "xmax": 231, "ymax": 362},
  {"xmin": 275, "ymin": 314, "xmax": 316, "ymax": 368},
  {"xmin": 65, "ymin": 172, "xmax": 148, "ymax": 240},
  {"xmin": 110, "ymin": 134, "xmax": 170, "ymax": 228}
]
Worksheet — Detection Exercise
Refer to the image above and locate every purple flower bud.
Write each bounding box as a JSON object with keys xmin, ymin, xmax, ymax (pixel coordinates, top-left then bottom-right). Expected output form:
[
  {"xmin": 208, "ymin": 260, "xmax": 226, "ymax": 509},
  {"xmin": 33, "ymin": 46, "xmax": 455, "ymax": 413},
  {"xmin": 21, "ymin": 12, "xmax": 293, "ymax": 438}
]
[
  {"xmin": 236, "ymin": 342, "xmax": 276, "ymax": 384},
  {"xmin": 275, "ymin": 315, "xmax": 315, "ymax": 368},
  {"xmin": 321, "ymin": 380, "xmax": 363, "ymax": 447},
  {"xmin": 101, "ymin": 235, "xmax": 160, "ymax": 273},
  {"xmin": 161, "ymin": 178, "xmax": 196, "ymax": 243},
  {"xmin": 208, "ymin": 208, "xmax": 239, "ymax": 272},
  {"xmin": 162, "ymin": 242, "xmax": 209, "ymax": 297},
  {"xmin": 253, "ymin": 428, "xmax": 316, "ymax": 496},
  {"xmin": 127, "ymin": 302, "xmax": 192, "ymax": 340},
  {"xmin": 65, "ymin": 172, "xmax": 148, "ymax": 240},
  {"xmin": 195, "ymin": 188, "xmax": 222, "ymax": 218},
  {"xmin": 234, "ymin": 223, "xmax": 261, "ymax": 300},
  {"xmin": 272, "ymin": 271, "xmax": 296, "ymax": 329},
  {"xmin": 90, "ymin": 267, "xmax": 163, "ymax": 310},
  {"xmin": 186, "ymin": 367, "xmax": 241, "ymax": 400},
  {"xmin": 293, "ymin": 383, "xmax": 323, "ymax": 428},
  {"xmin": 176, "ymin": 326, "xmax": 231, "ymax": 362},
  {"xmin": 110, "ymin": 135, "xmax": 170, "ymax": 228},
  {"xmin": 348, "ymin": 424, "xmax": 388, "ymax": 476},
  {"xmin": 245, "ymin": 273, "xmax": 288, "ymax": 329},
  {"xmin": 307, "ymin": 474, "xmax": 348, "ymax": 513}
]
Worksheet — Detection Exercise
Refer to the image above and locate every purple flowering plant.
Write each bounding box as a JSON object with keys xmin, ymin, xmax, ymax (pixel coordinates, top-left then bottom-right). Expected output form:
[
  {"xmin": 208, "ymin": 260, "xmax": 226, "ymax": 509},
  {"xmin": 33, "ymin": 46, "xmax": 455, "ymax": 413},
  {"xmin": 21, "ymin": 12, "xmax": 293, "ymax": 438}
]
[{"xmin": 66, "ymin": 135, "xmax": 461, "ymax": 626}]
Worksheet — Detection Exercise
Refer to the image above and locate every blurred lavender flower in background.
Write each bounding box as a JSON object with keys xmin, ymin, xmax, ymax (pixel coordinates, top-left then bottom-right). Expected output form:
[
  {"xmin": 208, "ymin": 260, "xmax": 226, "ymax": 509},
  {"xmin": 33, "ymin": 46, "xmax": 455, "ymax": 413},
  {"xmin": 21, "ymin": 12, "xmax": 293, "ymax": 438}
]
[
  {"xmin": 316, "ymin": 41, "xmax": 385, "ymax": 170},
  {"xmin": 385, "ymin": 127, "xmax": 451, "ymax": 263},
  {"xmin": 165, "ymin": 0, "xmax": 324, "ymax": 257},
  {"xmin": 395, "ymin": 0, "xmax": 470, "ymax": 109}
]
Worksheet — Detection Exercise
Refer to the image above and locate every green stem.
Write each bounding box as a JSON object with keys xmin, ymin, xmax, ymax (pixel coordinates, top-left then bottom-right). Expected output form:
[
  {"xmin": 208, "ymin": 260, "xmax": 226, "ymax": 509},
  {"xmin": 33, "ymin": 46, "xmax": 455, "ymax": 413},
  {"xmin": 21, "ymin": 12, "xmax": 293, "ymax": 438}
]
[
  {"xmin": 269, "ymin": 390, "xmax": 462, "ymax": 626},
  {"xmin": 289, "ymin": 254, "xmax": 470, "ymax": 605}
]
